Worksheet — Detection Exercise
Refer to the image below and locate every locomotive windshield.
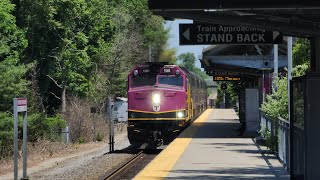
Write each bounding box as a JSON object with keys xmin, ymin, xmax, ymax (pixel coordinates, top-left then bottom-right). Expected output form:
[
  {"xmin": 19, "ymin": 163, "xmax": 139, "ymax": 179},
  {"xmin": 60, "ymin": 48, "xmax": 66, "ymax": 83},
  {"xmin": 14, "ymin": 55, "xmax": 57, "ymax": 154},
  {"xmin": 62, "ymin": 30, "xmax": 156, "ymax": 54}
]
[
  {"xmin": 158, "ymin": 76, "xmax": 183, "ymax": 86},
  {"xmin": 132, "ymin": 75, "xmax": 156, "ymax": 87}
]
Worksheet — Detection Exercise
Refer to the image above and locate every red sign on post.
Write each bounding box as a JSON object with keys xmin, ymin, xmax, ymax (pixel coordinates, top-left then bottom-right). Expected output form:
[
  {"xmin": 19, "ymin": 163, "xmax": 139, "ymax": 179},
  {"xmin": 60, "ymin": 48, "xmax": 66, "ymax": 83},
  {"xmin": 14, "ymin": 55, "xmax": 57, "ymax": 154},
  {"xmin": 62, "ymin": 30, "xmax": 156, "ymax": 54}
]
[{"xmin": 17, "ymin": 98, "xmax": 27, "ymax": 112}]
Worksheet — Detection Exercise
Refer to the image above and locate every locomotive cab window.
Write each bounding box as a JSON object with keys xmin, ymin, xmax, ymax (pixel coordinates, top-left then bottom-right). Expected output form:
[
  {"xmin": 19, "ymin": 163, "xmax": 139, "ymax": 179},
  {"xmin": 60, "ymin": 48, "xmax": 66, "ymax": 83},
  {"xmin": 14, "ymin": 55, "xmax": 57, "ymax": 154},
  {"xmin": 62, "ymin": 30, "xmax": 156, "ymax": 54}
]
[
  {"xmin": 131, "ymin": 75, "xmax": 156, "ymax": 87},
  {"xmin": 158, "ymin": 75, "xmax": 183, "ymax": 87}
]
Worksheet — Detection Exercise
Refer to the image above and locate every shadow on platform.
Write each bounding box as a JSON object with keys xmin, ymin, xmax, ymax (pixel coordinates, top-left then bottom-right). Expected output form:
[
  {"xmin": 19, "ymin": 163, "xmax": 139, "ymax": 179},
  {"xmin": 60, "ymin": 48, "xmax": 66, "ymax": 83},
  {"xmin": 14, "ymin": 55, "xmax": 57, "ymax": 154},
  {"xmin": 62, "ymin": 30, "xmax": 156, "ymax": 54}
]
[{"xmin": 178, "ymin": 118, "xmax": 254, "ymax": 139}]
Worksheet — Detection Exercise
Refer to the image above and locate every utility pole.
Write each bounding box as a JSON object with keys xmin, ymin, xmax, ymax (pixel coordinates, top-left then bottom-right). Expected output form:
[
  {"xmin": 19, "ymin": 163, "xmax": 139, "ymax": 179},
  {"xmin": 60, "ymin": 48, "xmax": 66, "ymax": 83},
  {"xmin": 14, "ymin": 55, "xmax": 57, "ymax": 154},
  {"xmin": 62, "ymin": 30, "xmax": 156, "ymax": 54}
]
[{"xmin": 273, "ymin": 44, "xmax": 279, "ymax": 92}]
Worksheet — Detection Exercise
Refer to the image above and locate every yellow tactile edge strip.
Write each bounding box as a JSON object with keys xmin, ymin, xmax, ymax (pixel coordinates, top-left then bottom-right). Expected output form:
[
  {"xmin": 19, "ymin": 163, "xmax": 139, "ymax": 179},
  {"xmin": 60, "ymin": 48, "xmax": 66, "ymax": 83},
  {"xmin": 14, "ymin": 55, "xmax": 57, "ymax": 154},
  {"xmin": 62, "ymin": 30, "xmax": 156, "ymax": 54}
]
[{"xmin": 134, "ymin": 109, "xmax": 213, "ymax": 180}]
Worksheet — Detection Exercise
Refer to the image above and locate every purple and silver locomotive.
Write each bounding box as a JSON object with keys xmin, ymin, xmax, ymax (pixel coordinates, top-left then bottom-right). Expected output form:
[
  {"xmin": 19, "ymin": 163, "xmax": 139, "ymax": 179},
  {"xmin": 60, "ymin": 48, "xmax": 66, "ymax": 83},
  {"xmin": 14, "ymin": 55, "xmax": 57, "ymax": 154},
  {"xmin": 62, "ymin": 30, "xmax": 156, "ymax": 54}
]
[{"xmin": 127, "ymin": 62, "xmax": 207, "ymax": 146}]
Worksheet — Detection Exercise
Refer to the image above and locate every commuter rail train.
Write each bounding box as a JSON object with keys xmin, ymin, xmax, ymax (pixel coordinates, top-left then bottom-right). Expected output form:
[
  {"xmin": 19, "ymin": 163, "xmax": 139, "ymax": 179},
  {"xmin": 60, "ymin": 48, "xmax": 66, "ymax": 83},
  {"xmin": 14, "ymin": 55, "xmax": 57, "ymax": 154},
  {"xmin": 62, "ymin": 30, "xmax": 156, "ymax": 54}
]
[{"xmin": 127, "ymin": 62, "xmax": 207, "ymax": 146}]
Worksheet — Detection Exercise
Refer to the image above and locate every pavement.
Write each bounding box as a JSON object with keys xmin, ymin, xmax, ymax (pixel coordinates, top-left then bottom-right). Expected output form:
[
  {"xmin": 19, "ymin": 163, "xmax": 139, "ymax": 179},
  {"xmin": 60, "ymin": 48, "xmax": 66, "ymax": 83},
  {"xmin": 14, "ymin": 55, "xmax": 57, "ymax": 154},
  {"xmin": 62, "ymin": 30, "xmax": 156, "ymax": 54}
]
[{"xmin": 134, "ymin": 109, "xmax": 289, "ymax": 180}]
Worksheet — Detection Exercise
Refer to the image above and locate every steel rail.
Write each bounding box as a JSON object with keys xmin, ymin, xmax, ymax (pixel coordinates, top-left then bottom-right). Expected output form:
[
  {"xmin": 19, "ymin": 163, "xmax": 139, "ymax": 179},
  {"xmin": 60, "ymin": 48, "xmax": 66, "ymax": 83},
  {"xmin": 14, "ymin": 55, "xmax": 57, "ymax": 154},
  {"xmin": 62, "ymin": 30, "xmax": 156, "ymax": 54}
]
[{"xmin": 104, "ymin": 151, "xmax": 144, "ymax": 180}]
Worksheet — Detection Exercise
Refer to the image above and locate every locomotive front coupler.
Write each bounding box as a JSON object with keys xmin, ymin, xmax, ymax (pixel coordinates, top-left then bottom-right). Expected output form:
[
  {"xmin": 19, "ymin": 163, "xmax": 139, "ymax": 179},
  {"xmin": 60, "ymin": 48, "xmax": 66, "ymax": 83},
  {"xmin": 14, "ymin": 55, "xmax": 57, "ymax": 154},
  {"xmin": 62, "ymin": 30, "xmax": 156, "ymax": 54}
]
[{"xmin": 150, "ymin": 130, "xmax": 163, "ymax": 147}]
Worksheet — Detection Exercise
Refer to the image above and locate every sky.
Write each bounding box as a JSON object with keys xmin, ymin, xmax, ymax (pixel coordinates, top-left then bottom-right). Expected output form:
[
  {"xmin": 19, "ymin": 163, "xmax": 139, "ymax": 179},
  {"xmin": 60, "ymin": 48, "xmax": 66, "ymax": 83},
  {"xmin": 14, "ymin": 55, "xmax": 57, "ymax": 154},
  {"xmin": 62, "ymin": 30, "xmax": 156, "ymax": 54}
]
[{"xmin": 164, "ymin": 19, "xmax": 209, "ymax": 69}]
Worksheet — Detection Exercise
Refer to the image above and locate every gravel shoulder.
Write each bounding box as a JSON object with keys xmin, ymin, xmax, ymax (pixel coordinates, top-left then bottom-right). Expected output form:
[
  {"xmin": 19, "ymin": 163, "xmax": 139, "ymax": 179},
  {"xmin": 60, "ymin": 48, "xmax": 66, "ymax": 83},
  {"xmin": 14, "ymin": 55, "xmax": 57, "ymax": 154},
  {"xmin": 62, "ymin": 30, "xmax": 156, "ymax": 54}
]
[{"xmin": 0, "ymin": 131, "xmax": 131, "ymax": 180}]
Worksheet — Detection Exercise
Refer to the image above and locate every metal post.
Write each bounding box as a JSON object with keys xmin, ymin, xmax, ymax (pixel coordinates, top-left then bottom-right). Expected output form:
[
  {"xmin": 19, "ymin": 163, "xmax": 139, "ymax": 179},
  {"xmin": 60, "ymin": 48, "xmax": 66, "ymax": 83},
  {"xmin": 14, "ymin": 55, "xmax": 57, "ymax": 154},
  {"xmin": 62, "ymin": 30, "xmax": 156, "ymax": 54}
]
[
  {"xmin": 287, "ymin": 37, "xmax": 292, "ymax": 122},
  {"xmin": 310, "ymin": 37, "xmax": 320, "ymax": 72},
  {"xmin": 223, "ymin": 90, "xmax": 226, "ymax": 108},
  {"xmin": 262, "ymin": 71, "xmax": 266, "ymax": 102},
  {"xmin": 93, "ymin": 113, "xmax": 96, "ymax": 142},
  {"xmin": 108, "ymin": 96, "xmax": 115, "ymax": 152},
  {"xmin": 22, "ymin": 111, "xmax": 28, "ymax": 179},
  {"xmin": 287, "ymin": 37, "xmax": 293, "ymax": 177},
  {"xmin": 66, "ymin": 126, "xmax": 69, "ymax": 144},
  {"xmin": 13, "ymin": 99, "xmax": 18, "ymax": 180},
  {"xmin": 305, "ymin": 37, "xmax": 320, "ymax": 180},
  {"xmin": 108, "ymin": 96, "xmax": 111, "ymax": 152},
  {"xmin": 274, "ymin": 44, "xmax": 279, "ymax": 91}
]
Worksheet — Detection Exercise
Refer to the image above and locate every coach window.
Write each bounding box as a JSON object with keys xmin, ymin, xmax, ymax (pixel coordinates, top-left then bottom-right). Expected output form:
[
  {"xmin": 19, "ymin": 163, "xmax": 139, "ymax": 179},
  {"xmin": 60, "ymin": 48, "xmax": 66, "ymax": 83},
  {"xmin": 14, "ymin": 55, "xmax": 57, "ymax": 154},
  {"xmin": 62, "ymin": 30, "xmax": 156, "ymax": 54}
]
[{"xmin": 158, "ymin": 75, "xmax": 183, "ymax": 87}]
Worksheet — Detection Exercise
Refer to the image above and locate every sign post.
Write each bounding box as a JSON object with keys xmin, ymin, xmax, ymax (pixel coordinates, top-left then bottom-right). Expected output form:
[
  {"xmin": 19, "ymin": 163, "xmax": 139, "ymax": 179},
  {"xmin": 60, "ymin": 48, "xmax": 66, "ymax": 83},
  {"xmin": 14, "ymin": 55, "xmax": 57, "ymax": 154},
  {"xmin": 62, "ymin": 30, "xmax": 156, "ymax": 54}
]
[
  {"xmin": 107, "ymin": 96, "xmax": 115, "ymax": 152},
  {"xmin": 90, "ymin": 107, "xmax": 97, "ymax": 142},
  {"xmin": 13, "ymin": 98, "xmax": 28, "ymax": 180},
  {"xmin": 179, "ymin": 24, "xmax": 283, "ymax": 45}
]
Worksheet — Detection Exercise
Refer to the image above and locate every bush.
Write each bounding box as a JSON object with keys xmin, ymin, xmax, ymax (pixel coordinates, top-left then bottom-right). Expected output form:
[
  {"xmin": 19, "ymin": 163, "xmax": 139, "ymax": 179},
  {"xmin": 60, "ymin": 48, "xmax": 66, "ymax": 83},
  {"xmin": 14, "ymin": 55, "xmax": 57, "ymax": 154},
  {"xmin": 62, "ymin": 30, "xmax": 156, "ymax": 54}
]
[
  {"xmin": 261, "ymin": 77, "xmax": 288, "ymax": 120},
  {"xmin": 0, "ymin": 112, "xmax": 66, "ymax": 158},
  {"xmin": 64, "ymin": 97, "xmax": 108, "ymax": 143},
  {"xmin": 43, "ymin": 115, "xmax": 66, "ymax": 141},
  {"xmin": 0, "ymin": 112, "xmax": 14, "ymax": 158},
  {"xmin": 259, "ymin": 125, "xmax": 278, "ymax": 152},
  {"xmin": 96, "ymin": 132, "xmax": 103, "ymax": 142},
  {"xmin": 78, "ymin": 137, "xmax": 85, "ymax": 144}
]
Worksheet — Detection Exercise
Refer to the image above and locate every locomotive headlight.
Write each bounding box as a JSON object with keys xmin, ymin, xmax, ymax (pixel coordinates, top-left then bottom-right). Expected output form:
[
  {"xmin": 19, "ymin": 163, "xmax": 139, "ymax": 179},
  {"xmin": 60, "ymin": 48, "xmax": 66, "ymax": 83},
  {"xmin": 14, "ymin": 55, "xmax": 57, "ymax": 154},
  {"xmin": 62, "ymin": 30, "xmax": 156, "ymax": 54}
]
[
  {"xmin": 177, "ymin": 111, "xmax": 184, "ymax": 118},
  {"xmin": 152, "ymin": 93, "xmax": 160, "ymax": 104},
  {"xmin": 133, "ymin": 69, "xmax": 138, "ymax": 76}
]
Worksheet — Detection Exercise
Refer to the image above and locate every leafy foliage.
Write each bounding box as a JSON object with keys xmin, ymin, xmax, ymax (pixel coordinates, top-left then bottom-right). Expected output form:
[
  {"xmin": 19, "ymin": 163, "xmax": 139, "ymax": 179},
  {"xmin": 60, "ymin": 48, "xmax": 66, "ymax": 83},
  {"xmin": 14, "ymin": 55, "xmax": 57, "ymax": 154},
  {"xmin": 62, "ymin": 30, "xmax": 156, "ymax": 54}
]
[
  {"xmin": 261, "ymin": 38, "xmax": 310, "ymax": 120},
  {"xmin": 1, "ymin": 0, "xmax": 170, "ymax": 158},
  {"xmin": 0, "ymin": 112, "xmax": 66, "ymax": 158},
  {"xmin": 8, "ymin": 0, "xmax": 169, "ymax": 113},
  {"xmin": 0, "ymin": 0, "xmax": 29, "ymax": 111},
  {"xmin": 293, "ymin": 38, "xmax": 310, "ymax": 66},
  {"xmin": 177, "ymin": 52, "xmax": 208, "ymax": 79},
  {"xmin": 261, "ymin": 77, "xmax": 288, "ymax": 120}
]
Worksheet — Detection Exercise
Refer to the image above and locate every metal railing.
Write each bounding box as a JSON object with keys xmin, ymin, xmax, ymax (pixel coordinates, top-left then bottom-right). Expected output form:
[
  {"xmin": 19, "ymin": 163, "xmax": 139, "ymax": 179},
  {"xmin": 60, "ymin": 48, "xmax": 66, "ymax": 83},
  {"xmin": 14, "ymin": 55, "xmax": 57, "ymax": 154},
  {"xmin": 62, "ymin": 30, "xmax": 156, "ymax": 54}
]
[
  {"xmin": 291, "ymin": 123, "xmax": 304, "ymax": 179},
  {"xmin": 259, "ymin": 112, "xmax": 290, "ymax": 172},
  {"xmin": 260, "ymin": 111, "xmax": 273, "ymax": 134},
  {"xmin": 278, "ymin": 118, "xmax": 290, "ymax": 170}
]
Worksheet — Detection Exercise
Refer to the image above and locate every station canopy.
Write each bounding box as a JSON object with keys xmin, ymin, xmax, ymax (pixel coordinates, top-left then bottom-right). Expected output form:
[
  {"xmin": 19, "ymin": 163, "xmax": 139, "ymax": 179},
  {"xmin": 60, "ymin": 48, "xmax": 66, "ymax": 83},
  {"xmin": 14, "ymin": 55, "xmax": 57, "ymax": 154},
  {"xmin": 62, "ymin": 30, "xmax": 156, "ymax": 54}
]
[
  {"xmin": 200, "ymin": 43, "xmax": 288, "ymax": 80},
  {"xmin": 149, "ymin": 0, "xmax": 320, "ymax": 37},
  {"xmin": 148, "ymin": 0, "xmax": 318, "ymax": 78}
]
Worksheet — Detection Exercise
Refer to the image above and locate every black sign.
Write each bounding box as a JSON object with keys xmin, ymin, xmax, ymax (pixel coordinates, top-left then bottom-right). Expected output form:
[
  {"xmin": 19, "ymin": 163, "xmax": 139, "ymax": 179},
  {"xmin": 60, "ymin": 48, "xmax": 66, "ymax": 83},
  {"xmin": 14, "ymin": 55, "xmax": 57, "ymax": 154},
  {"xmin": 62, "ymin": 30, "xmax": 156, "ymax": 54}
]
[
  {"xmin": 213, "ymin": 71, "xmax": 240, "ymax": 77},
  {"xmin": 179, "ymin": 24, "xmax": 283, "ymax": 45},
  {"xmin": 212, "ymin": 70, "xmax": 242, "ymax": 81},
  {"xmin": 214, "ymin": 76, "xmax": 241, "ymax": 81}
]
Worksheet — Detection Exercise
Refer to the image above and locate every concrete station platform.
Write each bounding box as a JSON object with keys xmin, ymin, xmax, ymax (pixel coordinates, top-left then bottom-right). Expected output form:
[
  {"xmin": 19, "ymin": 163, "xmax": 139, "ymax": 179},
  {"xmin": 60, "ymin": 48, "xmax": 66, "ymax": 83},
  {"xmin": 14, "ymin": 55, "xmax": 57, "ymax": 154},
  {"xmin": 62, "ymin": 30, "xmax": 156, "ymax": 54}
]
[{"xmin": 134, "ymin": 109, "xmax": 289, "ymax": 179}]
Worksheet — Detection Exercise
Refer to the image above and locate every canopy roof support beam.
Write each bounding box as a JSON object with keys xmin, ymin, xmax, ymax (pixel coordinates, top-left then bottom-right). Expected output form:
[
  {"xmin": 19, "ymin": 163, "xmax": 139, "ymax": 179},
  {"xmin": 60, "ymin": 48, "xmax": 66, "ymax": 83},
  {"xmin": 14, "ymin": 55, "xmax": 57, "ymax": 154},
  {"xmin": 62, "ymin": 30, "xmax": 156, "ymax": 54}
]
[{"xmin": 202, "ymin": 55, "xmax": 287, "ymax": 69}]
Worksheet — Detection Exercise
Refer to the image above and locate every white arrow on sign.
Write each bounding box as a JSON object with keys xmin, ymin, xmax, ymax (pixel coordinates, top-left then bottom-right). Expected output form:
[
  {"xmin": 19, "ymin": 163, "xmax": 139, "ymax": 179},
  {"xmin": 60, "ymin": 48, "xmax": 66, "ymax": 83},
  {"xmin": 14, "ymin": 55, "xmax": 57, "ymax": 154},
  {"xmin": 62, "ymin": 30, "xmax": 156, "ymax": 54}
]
[
  {"xmin": 183, "ymin": 28, "xmax": 190, "ymax": 40},
  {"xmin": 273, "ymin": 31, "xmax": 280, "ymax": 40}
]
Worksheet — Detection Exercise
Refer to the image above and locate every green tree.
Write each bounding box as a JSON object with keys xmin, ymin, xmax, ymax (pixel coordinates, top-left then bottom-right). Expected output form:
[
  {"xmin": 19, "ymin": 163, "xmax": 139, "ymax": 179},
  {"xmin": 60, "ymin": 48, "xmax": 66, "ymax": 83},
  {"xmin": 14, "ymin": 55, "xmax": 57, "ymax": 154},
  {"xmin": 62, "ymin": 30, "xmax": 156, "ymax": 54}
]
[
  {"xmin": 261, "ymin": 38, "xmax": 310, "ymax": 120},
  {"xmin": 0, "ymin": 0, "xmax": 29, "ymax": 111},
  {"xmin": 178, "ymin": 53, "xmax": 196, "ymax": 72},
  {"xmin": 11, "ymin": 0, "xmax": 170, "ymax": 113},
  {"xmin": 14, "ymin": 0, "xmax": 115, "ymax": 113},
  {"xmin": 177, "ymin": 52, "xmax": 209, "ymax": 80},
  {"xmin": 293, "ymin": 38, "xmax": 310, "ymax": 66},
  {"xmin": 121, "ymin": 0, "xmax": 169, "ymax": 60}
]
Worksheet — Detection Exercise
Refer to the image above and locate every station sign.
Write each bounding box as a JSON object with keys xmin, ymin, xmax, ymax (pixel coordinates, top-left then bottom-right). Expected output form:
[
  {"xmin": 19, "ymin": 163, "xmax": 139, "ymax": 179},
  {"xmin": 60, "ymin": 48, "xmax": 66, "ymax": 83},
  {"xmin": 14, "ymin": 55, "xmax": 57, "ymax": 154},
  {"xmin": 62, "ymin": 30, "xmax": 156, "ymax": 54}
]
[
  {"xmin": 212, "ymin": 70, "xmax": 241, "ymax": 81},
  {"xmin": 179, "ymin": 24, "xmax": 283, "ymax": 45},
  {"xmin": 16, "ymin": 98, "xmax": 27, "ymax": 112},
  {"xmin": 214, "ymin": 76, "xmax": 241, "ymax": 81}
]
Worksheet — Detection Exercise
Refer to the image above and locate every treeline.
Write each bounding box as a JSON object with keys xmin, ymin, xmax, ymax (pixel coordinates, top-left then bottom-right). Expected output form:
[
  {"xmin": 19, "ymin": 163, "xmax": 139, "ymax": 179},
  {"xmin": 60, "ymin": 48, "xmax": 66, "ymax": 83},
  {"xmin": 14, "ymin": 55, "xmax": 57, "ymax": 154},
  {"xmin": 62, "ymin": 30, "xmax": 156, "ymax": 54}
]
[
  {"xmin": 0, "ymin": 0, "xmax": 172, "ymax": 157},
  {"xmin": 1, "ymin": 0, "xmax": 171, "ymax": 114}
]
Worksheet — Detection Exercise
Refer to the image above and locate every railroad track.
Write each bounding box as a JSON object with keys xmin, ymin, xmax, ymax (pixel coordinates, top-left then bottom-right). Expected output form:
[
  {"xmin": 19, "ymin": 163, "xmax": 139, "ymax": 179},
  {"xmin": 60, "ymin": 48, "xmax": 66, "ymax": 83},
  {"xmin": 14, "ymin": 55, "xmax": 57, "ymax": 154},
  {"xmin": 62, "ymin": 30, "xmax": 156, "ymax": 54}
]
[{"xmin": 103, "ymin": 151, "xmax": 145, "ymax": 180}]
